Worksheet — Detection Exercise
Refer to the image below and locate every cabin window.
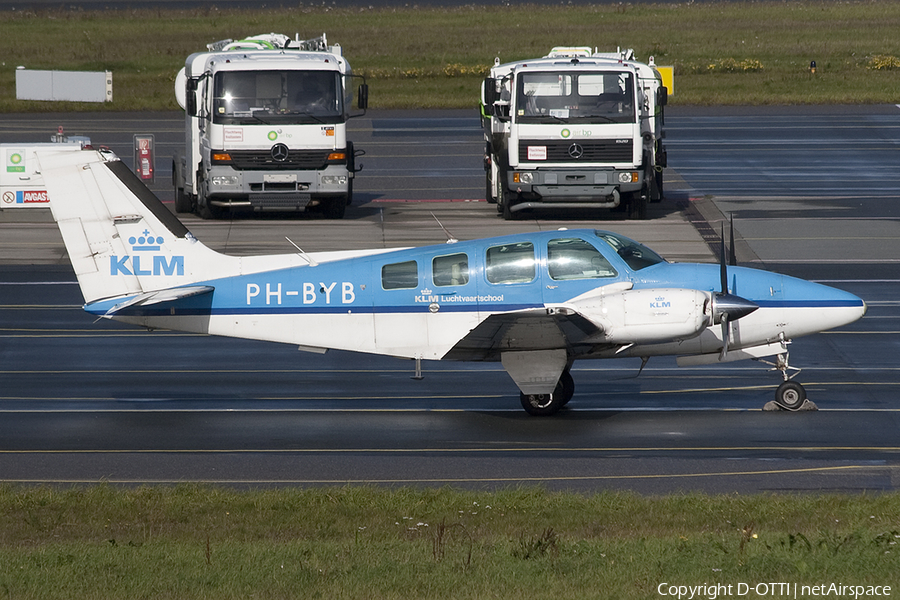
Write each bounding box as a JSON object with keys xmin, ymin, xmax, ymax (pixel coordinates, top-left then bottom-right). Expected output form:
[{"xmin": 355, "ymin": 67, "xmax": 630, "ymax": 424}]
[
  {"xmin": 486, "ymin": 242, "xmax": 535, "ymax": 284},
  {"xmin": 548, "ymin": 238, "xmax": 618, "ymax": 281},
  {"xmin": 433, "ymin": 253, "xmax": 469, "ymax": 287},
  {"xmin": 382, "ymin": 260, "xmax": 418, "ymax": 290},
  {"xmin": 594, "ymin": 231, "xmax": 666, "ymax": 271}
]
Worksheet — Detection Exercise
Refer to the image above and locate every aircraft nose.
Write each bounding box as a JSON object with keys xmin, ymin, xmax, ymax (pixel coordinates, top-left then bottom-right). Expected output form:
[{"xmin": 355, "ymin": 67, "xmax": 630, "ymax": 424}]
[{"xmin": 795, "ymin": 279, "xmax": 868, "ymax": 330}]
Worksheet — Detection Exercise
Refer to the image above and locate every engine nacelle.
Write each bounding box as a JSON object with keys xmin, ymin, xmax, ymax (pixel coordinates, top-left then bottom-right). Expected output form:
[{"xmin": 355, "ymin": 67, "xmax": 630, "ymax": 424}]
[{"xmin": 571, "ymin": 287, "xmax": 712, "ymax": 345}]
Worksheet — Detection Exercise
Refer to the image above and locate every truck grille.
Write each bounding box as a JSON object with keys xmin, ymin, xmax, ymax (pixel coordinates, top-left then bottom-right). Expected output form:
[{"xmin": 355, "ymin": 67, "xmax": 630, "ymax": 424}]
[
  {"xmin": 518, "ymin": 139, "xmax": 633, "ymax": 163},
  {"xmin": 227, "ymin": 150, "xmax": 333, "ymax": 171},
  {"xmin": 250, "ymin": 193, "xmax": 312, "ymax": 210}
]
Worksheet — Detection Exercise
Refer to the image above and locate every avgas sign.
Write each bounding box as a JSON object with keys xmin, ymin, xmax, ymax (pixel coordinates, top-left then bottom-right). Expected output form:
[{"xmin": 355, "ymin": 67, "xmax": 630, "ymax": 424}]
[{"xmin": 2, "ymin": 190, "xmax": 49, "ymax": 205}]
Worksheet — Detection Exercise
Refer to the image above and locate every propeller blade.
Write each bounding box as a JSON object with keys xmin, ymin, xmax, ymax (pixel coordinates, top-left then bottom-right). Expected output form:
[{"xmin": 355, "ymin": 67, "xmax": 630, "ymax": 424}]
[
  {"xmin": 728, "ymin": 214, "xmax": 737, "ymax": 267},
  {"xmin": 720, "ymin": 223, "xmax": 728, "ymax": 293},
  {"xmin": 720, "ymin": 313, "xmax": 730, "ymax": 358}
]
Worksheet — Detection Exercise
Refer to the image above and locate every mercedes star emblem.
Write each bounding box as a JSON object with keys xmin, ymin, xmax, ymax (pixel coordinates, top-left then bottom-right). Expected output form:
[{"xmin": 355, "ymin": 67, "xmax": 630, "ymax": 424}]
[
  {"xmin": 567, "ymin": 143, "xmax": 584, "ymax": 159},
  {"xmin": 271, "ymin": 143, "xmax": 290, "ymax": 162}
]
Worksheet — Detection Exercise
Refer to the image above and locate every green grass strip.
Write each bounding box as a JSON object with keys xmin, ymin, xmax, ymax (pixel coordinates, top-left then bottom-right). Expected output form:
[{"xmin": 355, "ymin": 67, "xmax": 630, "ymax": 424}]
[
  {"xmin": 1, "ymin": 485, "xmax": 898, "ymax": 598},
  {"xmin": 2, "ymin": 2, "xmax": 900, "ymax": 111}
]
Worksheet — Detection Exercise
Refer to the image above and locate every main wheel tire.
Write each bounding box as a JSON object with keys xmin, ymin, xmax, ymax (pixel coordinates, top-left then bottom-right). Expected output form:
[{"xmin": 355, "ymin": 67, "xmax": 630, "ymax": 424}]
[
  {"xmin": 519, "ymin": 377, "xmax": 568, "ymax": 416},
  {"xmin": 558, "ymin": 370, "xmax": 575, "ymax": 407},
  {"xmin": 775, "ymin": 381, "xmax": 807, "ymax": 410}
]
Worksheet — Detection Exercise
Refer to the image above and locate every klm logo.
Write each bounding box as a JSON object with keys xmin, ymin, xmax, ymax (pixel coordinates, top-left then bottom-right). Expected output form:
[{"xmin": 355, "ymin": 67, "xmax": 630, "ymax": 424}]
[
  {"xmin": 650, "ymin": 296, "xmax": 671, "ymax": 309},
  {"xmin": 110, "ymin": 229, "xmax": 184, "ymax": 276}
]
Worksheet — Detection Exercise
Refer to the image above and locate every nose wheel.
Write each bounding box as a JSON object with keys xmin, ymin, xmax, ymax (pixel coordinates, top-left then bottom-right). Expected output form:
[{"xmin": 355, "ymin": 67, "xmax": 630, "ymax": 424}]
[
  {"xmin": 760, "ymin": 350, "xmax": 810, "ymax": 411},
  {"xmin": 775, "ymin": 380, "xmax": 807, "ymax": 410}
]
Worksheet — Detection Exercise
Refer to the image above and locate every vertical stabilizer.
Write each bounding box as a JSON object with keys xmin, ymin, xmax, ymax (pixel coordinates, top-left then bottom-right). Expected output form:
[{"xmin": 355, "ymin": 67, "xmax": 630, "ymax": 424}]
[{"xmin": 36, "ymin": 148, "xmax": 224, "ymax": 304}]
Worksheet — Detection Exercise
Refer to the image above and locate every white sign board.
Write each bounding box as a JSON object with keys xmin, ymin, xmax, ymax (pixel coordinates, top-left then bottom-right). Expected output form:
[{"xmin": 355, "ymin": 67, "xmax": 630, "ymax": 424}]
[{"xmin": 16, "ymin": 68, "xmax": 113, "ymax": 103}]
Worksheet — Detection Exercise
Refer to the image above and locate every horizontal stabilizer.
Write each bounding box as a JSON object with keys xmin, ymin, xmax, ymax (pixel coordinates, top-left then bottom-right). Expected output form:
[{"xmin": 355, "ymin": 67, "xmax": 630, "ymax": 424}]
[{"xmin": 94, "ymin": 285, "xmax": 215, "ymax": 317}]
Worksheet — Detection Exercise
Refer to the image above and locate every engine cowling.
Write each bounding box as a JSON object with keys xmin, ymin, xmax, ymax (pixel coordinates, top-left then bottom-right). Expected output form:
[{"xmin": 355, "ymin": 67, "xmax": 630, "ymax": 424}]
[{"xmin": 570, "ymin": 287, "xmax": 713, "ymax": 345}]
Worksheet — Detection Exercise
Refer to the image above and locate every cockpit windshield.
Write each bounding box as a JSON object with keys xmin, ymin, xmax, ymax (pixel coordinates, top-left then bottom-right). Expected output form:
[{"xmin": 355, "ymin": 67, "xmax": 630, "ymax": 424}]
[
  {"xmin": 212, "ymin": 70, "xmax": 342, "ymax": 125},
  {"xmin": 594, "ymin": 231, "xmax": 666, "ymax": 271},
  {"xmin": 516, "ymin": 71, "xmax": 635, "ymax": 124}
]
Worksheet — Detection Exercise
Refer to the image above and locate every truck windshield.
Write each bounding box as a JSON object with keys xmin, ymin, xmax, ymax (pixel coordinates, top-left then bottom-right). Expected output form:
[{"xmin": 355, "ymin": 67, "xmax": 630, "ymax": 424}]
[
  {"xmin": 516, "ymin": 71, "xmax": 635, "ymax": 124},
  {"xmin": 212, "ymin": 70, "xmax": 342, "ymax": 124}
]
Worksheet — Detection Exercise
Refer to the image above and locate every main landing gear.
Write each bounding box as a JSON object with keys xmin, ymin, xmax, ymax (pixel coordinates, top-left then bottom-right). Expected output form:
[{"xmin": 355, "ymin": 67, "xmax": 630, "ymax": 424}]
[{"xmin": 519, "ymin": 370, "xmax": 574, "ymax": 417}]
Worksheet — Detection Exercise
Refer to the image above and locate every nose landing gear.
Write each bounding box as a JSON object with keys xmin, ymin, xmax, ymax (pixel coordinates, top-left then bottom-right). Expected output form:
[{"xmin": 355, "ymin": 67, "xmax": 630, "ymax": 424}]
[{"xmin": 761, "ymin": 350, "xmax": 813, "ymax": 411}]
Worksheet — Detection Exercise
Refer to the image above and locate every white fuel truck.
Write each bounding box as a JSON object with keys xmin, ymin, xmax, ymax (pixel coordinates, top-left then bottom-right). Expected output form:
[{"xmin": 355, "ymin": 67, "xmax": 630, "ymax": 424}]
[
  {"xmin": 173, "ymin": 33, "xmax": 368, "ymax": 219},
  {"xmin": 481, "ymin": 47, "xmax": 667, "ymax": 219}
]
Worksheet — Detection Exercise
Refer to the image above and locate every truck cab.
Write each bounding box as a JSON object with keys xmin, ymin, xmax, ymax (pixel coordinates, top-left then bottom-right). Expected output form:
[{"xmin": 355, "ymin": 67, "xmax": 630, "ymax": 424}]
[
  {"xmin": 482, "ymin": 47, "xmax": 667, "ymax": 220},
  {"xmin": 173, "ymin": 33, "xmax": 368, "ymax": 219}
]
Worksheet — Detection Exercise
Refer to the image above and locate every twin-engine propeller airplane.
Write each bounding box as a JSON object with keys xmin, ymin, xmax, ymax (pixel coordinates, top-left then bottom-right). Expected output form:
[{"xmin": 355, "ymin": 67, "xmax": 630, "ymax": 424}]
[{"xmin": 37, "ymin": 148, "xmax": 866, "ymax": 415}]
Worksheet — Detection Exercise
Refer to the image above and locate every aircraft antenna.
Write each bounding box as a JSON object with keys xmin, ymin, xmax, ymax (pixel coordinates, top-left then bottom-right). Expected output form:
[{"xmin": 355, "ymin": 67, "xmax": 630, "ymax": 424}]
[
  {"xmin": 285, "ymin": 237, "xmax": 319, "ymax": 267},
  {"xmin": 431, "ymin": 212, "xmax": 458, "ymax": 244}
]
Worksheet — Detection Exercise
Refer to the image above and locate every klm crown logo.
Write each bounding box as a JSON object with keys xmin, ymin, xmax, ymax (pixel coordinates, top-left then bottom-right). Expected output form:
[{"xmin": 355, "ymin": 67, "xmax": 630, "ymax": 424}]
[
  {"xmin": 130, "ymin": 230, "xmax": 165, "ymax": 252},
  {"xmin": 110, "ymin": 228, "xmax": 184, "ymax": 277}
]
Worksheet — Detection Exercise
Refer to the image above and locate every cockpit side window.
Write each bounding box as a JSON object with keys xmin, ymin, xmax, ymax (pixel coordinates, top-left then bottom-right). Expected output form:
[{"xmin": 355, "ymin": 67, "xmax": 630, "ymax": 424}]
[
  {"xmin": 548, "ymin": 238, "xmax": 618, "ymax": 281},
  {"xmin": 486, "ymin": 242, "xmax": 535, "ymax": 284},
  {"xmin": 433, "ymin": 253, "xmax": 469, "ymax": 287},
  {"xmin": 594, "ymin": 231, "xmax": 666, "ymax": 271}
]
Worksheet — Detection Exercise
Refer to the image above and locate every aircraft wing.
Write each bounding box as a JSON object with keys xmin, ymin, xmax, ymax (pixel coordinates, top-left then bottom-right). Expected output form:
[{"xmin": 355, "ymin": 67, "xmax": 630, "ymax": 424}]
[{"xmin": 442, "ymin": 306, "xmax": 601, "ymax": 361}]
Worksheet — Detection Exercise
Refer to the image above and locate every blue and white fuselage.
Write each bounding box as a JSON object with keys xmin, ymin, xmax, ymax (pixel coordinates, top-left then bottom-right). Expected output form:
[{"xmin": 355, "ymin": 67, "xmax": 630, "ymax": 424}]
[{"xmin": 36, "ymin": 148, "xmax": 866, "ymax": 415}]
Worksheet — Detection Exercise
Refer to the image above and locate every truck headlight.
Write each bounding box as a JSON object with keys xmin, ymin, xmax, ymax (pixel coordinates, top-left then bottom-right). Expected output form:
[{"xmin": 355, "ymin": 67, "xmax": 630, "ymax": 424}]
[
  {"xmin": 211, "ymin": 175, "xmax": 239, "ymax": 186},
  {"xmin": 618, "ymin": 172, "xmax": 639, "ymax": 183},
  {"xmin": 321, "ymin": 175, "xmax": 347, "ymax": 186},
  {"xmin": 513, "ymin": 172, "xmax": 534, "ymax": 184}
]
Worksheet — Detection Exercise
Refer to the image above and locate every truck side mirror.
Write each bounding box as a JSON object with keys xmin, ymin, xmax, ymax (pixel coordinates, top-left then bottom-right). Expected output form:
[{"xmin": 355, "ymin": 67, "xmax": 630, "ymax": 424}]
[
  {"xmin": 186, "ymin": 78, "xmax": 199, "ymax": 117},
  {"xmin": 482, "ymin": 77, "xmax": 500, "ymax": 106},
  {"xmin": 492, "ymin": 102, "xmax": 510, "ymax": 122},
  {"xmin": 357, "ymin": 84, "xmax": 369, "ymax": 110},
  {"xmin": 658, "ymin": 86, "xmax": 668, "ymax": 106}
]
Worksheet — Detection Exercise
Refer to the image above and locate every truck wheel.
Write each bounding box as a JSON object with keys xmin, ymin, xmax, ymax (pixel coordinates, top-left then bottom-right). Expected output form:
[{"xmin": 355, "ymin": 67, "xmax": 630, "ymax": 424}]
[
  {"xmin": 652, "ymin": 169, "xmax": 665, "ymax": 203},
  {"xmin": 198, "ymin": 201, "xmax": 223, "ymax": 220},
  {"xmin": 486, "ymin": 172, "xmax": 496, "ymax": 204},
  {"xmin": 197, "ymin": 179, "xmax": 223, "ymax": 219},
  {"xmin": 174, "ymin": 187, "xmax": 193, "ymax": 214},
  {"xmin": 323, "ymin": 198, "xmax": 346, "ymax": 219},
  {"xmin": 627, "ymin": 189, "xmax": 648, "ymax": 220},
  {"xmin": 500, "ymin": 185, "xmax": 519, "ymax": 220}
]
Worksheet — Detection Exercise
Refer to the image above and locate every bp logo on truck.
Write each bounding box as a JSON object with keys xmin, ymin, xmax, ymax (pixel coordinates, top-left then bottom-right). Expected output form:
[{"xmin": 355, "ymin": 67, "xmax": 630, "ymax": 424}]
[
  {"xmin": 268, "ymin": 131, "xmax": 278, "ymax": 141},
  {"xmin": 6, "ymin": 152, "xmax": 24, "ymax": 173}
]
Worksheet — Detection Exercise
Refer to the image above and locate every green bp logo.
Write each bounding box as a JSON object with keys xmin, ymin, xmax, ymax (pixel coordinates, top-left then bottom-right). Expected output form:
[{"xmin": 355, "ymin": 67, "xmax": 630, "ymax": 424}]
[
  {"xmin": 560, "ymin": 129, "xmax": 571, "ymax": 138},
  {"xmin": 268, "ymin": 131, "xmax": 278, "ymax": 141},
  {"xmin": 7, "ymin": 152, "xmax": 24, "ymax": 172}
]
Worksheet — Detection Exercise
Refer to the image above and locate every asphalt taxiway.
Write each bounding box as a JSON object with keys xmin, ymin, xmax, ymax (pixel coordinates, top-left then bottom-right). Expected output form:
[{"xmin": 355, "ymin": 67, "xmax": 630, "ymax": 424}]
[{"xmin": 1, "ymin": 106, "xmax": 898, "ymax": 491}]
